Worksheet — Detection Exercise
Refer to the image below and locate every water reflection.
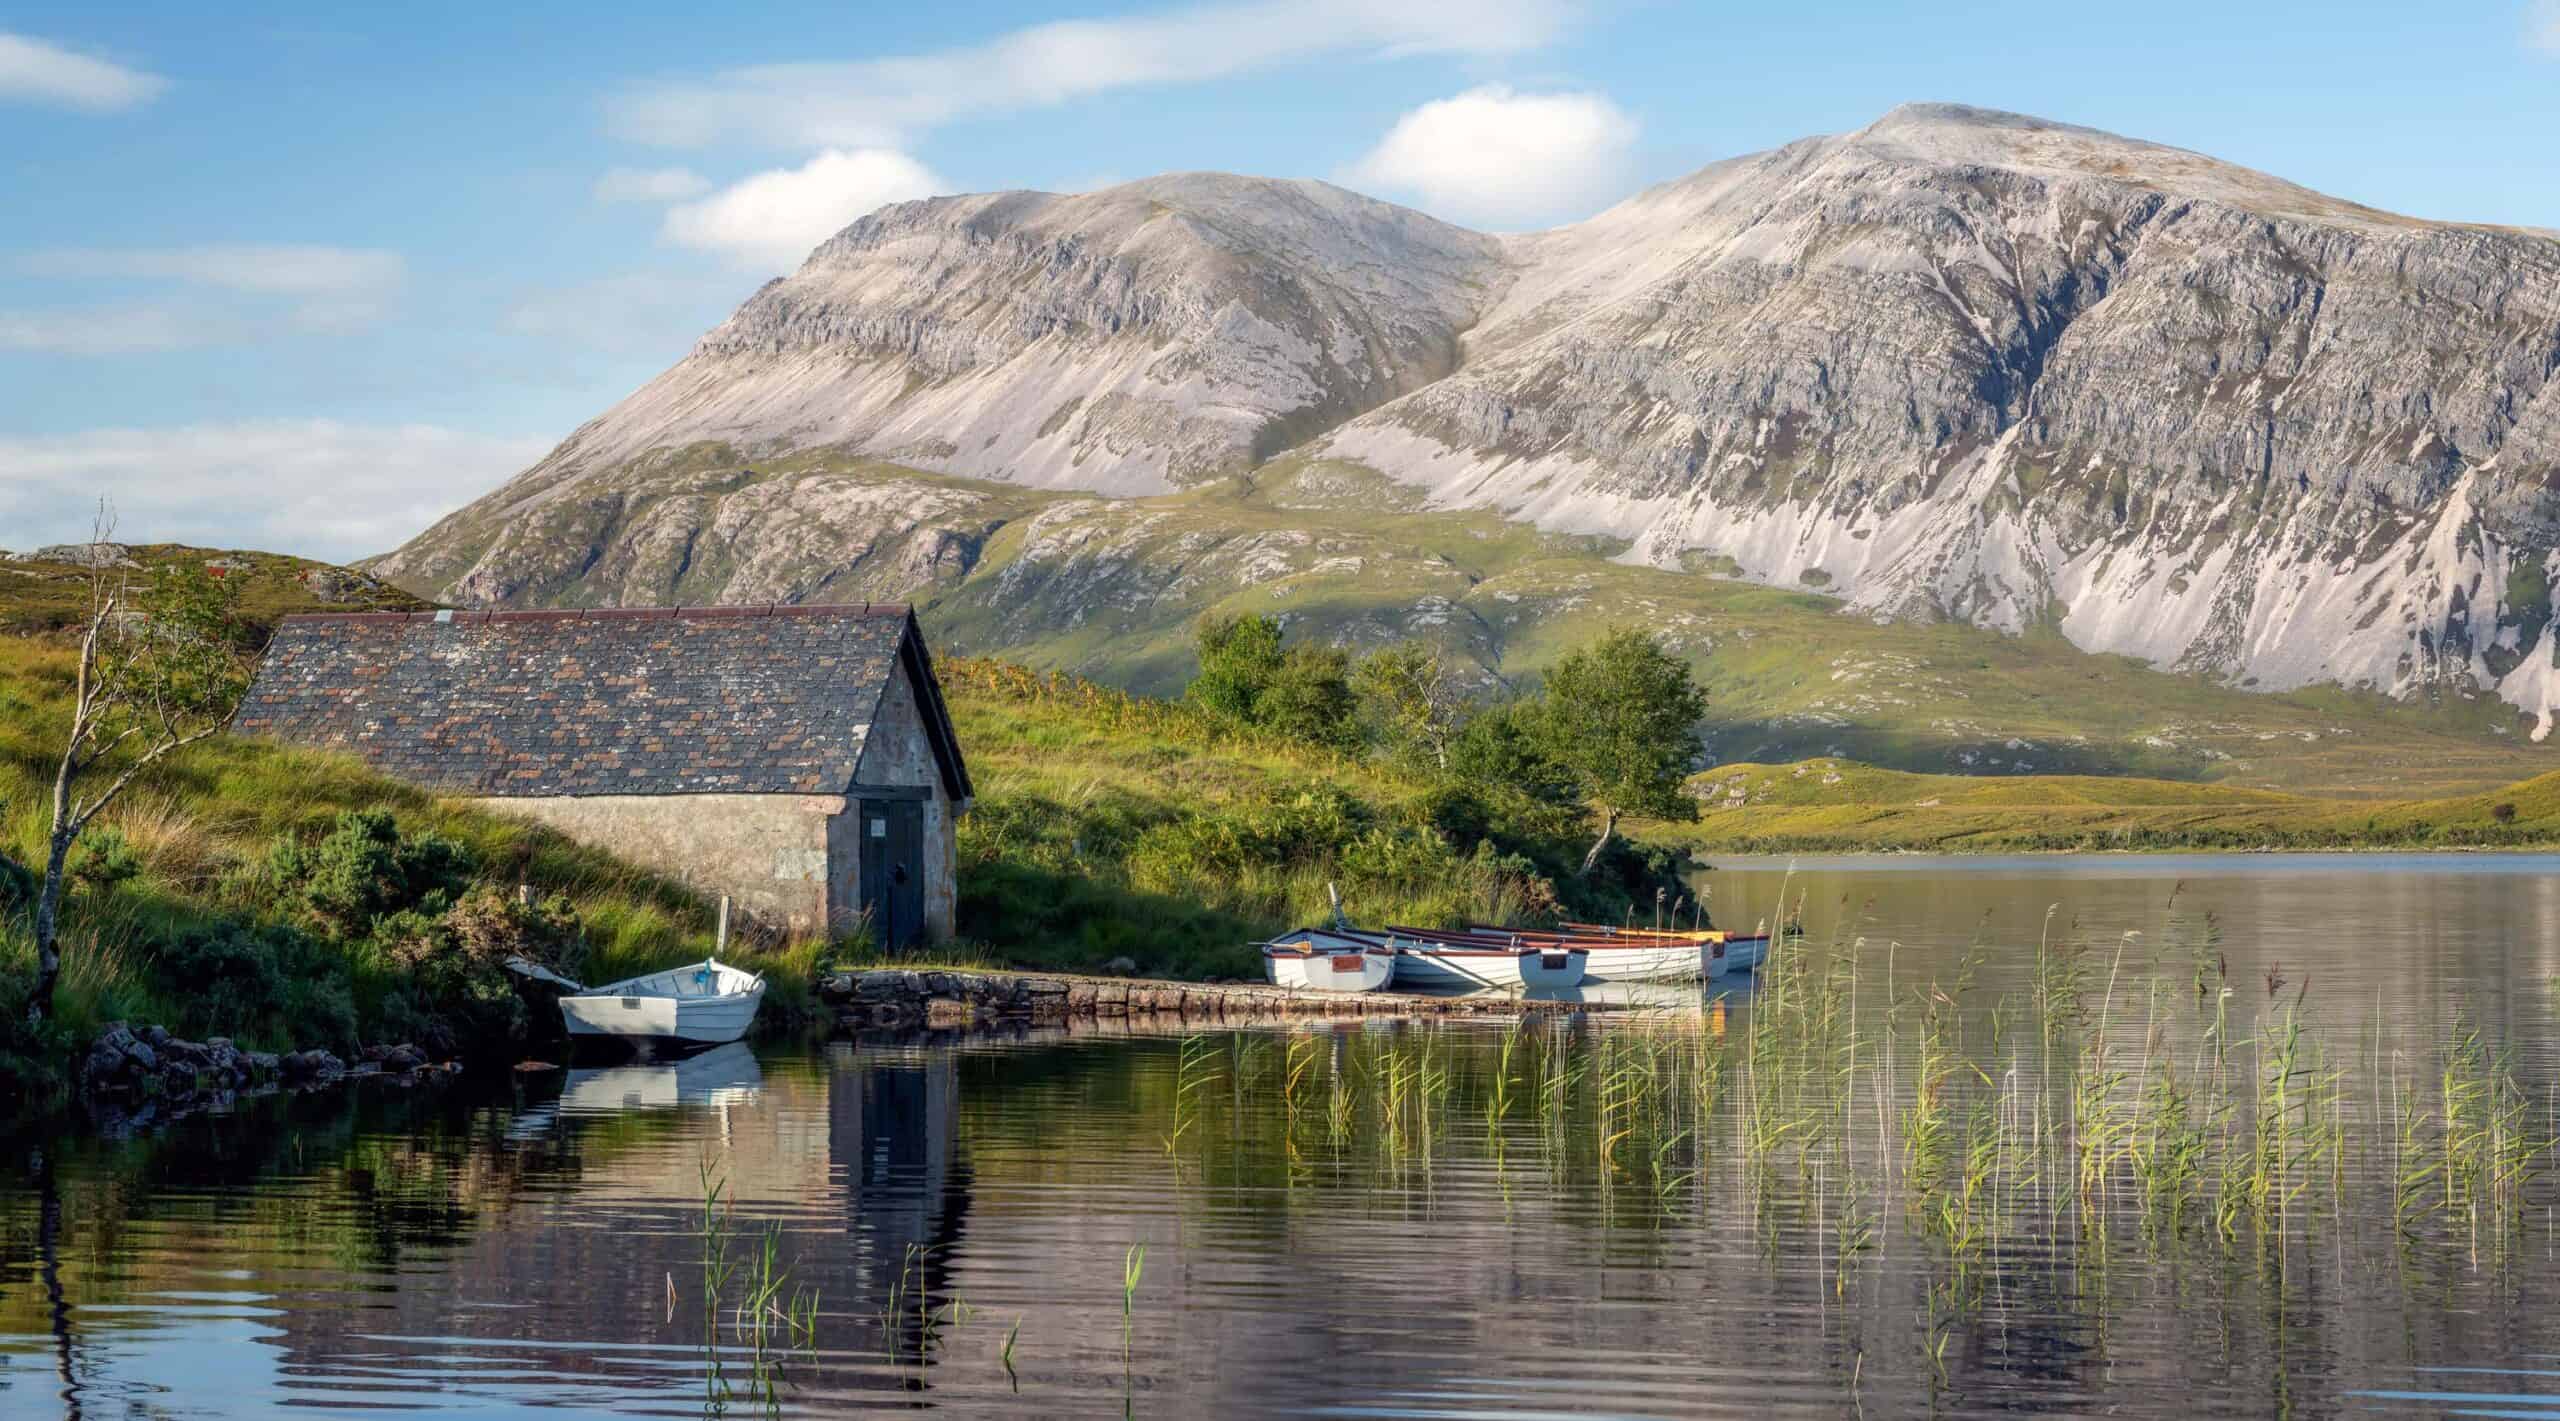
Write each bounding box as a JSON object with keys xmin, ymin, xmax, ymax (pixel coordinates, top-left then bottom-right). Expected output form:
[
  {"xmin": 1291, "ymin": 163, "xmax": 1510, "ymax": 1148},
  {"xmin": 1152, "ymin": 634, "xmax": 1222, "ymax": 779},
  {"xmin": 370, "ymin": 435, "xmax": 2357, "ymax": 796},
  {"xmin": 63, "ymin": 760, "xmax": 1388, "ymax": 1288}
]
[{"xmin": 4, "ymin": 856, "xmax": 2559, "ymax": 1417}]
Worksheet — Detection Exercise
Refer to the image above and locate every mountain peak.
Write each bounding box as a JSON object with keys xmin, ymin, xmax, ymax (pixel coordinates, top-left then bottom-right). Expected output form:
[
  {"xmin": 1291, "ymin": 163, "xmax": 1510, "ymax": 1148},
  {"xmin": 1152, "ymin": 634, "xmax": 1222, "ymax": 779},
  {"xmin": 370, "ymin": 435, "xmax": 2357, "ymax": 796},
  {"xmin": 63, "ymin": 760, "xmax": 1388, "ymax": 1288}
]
[{"xmin": 379, "ymin": 110, "xmax": 2560, "ymax": 740}]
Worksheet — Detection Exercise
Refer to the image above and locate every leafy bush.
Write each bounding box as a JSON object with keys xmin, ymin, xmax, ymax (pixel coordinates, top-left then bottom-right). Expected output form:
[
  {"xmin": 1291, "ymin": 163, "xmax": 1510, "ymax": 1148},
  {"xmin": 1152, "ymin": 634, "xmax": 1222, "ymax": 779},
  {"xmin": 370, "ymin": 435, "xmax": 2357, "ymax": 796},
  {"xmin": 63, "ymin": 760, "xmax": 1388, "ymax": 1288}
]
[
  {"xmin": 264, "ymin": 809, "xmax": 474, "ymax": 935},
  {"xmin": 1189, "ymin": 614, "xmax": 1285, "ymax": 722},
  {"xmin": 70, "ymin": 827, "xmax": 144, "ymax": 893},
  {"xmin": 1187, "ymin": 615, "xmax": 1358, "ymax": 749},
  {"xmin": 441, "ymin": 886, "xmax": 584, "ymax": 974},
  {"xmin": 157, "ymin": 921, "xmax": 295, "ymax": 1042}
]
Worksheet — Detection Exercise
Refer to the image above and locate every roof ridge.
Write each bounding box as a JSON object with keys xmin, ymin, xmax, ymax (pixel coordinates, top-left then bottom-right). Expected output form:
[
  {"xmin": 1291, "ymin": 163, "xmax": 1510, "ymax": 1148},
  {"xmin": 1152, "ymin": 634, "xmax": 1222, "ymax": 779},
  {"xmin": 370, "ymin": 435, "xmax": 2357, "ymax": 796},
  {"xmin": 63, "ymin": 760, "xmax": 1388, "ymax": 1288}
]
[{"xmin": 276, "ymin": 602, "xmax": 915, "ymax": 626}]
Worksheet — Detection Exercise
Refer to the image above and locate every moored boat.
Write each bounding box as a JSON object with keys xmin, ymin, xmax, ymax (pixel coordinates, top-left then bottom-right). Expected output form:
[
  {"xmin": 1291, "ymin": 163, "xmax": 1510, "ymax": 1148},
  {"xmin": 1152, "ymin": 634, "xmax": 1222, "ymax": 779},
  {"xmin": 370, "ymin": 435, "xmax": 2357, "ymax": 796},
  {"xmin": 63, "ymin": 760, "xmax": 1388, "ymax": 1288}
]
[
  {"xmin": 1484, "ymin": 921, "xmax": 1777, "ymax": 978},
  {"xmin": 1262, "ymin": 931, "xmax": 1397, "ymax": 992},
  {"xmin": 1719, "ymin": 933, "xmax": 1772, "ymax": 972},
  {"xmin": 1516, "ymin": 946, "xmax": 1590, "ymax": 989},
  {"xmin": 1413, "ymin": 925, "xmax": 1705, "ymax": 983},
  {"xmin": 1384, "ymin": 935, "xmax": 1590, "ymax": 991},
  {"xmin": 560, "ymin": 958, "xmax": 766, "ymax": 1044}
]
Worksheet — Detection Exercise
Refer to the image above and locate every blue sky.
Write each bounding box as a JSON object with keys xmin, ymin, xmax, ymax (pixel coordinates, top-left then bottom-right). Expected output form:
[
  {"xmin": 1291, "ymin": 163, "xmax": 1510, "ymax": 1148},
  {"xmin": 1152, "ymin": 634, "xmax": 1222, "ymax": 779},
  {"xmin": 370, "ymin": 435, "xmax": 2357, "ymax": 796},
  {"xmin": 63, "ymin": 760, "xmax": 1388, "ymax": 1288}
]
[{"xmin": 4, "ymin": 0, "xmax": 2557, "ymax": 558}]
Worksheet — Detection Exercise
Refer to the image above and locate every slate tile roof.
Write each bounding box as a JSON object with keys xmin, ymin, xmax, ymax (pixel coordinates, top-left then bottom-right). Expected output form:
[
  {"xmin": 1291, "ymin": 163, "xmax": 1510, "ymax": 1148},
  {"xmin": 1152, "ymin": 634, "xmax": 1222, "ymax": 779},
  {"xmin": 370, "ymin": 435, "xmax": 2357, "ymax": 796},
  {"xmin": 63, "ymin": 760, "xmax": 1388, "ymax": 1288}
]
[{"xmin": 234, "ymin": 605, "xmax": 937, "ymax": 797}]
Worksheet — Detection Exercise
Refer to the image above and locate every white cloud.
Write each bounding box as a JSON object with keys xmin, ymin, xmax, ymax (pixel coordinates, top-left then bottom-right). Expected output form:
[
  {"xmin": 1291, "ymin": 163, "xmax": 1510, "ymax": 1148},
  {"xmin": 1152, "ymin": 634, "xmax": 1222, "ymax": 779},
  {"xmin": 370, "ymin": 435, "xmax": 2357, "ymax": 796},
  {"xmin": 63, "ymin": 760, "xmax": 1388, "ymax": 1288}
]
[
  {"xmin": 0, "ymin": 31, "xmax": 164, "ymax": 112},
  {"xmin": 11, "ymin": 246, "xmax": 407, "ymax": 348},
  {"xmin": 22, "ymin": 244, "xmax": 405, "ymax": 299},
  {"xmin": 1343, "ymin": 85, "xmax": 1639, "ymax": 228},
  {"xmin": 664, "ymin": 149, "xmax": 947, "ymax": 269},
  {"xmin": 608, "ymin": 0, "xmax": 1575, "ymax": 149},
  {"xmin": 0, "ymin": 421, "xmax": 550, "ymax": 561},
  {"xmin": 0, "ymin": 306, "xmax": 236, "ymax": 355},
  {"xmin": 594, "ymin": 166, "xmax": 713, "ymax": 202},
  {"xmin": 2531, "ymin": 0, "xmax": 2560, "ymax": 53}
]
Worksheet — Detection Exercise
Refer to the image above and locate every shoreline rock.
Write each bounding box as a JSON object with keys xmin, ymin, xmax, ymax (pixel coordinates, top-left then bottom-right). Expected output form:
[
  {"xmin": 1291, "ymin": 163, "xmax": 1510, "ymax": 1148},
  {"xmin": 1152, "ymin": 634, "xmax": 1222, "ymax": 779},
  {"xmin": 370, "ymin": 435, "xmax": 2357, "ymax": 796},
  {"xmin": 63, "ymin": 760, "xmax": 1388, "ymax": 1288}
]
[{"xmin": 76, "ymin": 1020, "xmax": 460, "ymax": 1135}]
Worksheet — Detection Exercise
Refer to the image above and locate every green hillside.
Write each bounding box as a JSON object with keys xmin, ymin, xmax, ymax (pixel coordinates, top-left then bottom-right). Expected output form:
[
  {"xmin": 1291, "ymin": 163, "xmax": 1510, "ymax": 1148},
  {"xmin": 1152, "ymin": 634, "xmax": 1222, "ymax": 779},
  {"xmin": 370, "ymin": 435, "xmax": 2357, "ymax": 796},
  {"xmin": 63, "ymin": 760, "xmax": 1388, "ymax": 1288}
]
[
  {"xmin": 2, "ymin": 541, "xmax": 429, "ymax": 638},
  {"xmin": 914, "ymin": 460, "xmax": 2554, "ymax": 800},
  {"xmin": 363, "ymin": 449, "xmax": 2559, "ymax": 799},
  {"xmin": 1667, "ymin": 759, "xmax": 2560, "ymax": 852}
]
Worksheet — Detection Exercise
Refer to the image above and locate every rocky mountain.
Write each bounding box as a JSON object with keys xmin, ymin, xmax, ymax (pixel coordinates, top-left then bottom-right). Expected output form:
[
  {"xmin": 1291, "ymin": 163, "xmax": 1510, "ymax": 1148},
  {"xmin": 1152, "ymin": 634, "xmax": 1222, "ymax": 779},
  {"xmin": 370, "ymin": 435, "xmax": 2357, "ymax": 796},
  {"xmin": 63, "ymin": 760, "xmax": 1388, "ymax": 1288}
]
[{"xmin": 375, "ymin": 104, "xmax": 2560, "ymax": 738}]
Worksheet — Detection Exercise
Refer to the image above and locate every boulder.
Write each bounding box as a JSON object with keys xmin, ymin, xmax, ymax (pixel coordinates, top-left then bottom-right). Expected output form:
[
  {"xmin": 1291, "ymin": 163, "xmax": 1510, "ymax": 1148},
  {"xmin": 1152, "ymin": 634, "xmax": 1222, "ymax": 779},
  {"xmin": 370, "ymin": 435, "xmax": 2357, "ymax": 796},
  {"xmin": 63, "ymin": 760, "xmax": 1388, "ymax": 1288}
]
[{"xmin": 279, "ymin": 1049, "xmax": 344, "ymax": 1083}]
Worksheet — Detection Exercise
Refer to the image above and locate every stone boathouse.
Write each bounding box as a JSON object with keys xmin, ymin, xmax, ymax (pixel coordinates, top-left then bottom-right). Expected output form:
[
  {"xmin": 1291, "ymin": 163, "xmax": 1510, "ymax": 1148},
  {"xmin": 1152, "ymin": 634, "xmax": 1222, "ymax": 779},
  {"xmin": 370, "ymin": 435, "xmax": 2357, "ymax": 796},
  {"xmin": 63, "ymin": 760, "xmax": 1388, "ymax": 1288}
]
[{"xmin": 233, "ymin": 604, "xmax": 972, "ymax": 948}]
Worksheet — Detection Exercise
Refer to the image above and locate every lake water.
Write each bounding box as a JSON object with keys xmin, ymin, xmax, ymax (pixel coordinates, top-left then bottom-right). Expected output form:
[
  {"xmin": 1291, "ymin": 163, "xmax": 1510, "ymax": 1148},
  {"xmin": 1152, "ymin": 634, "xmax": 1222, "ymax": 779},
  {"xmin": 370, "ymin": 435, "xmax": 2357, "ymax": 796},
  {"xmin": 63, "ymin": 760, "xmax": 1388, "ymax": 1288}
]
[{"xmin": 7, "ymin": 853, "xmax": 2560, "ymax": 1418}]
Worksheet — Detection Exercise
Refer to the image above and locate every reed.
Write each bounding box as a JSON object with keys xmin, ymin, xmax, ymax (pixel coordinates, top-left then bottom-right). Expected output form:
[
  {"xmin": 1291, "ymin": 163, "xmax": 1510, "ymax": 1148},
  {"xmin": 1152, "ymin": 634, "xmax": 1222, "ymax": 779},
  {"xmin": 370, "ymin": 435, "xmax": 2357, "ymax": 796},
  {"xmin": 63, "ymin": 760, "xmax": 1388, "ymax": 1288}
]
[
  {"xmin": 693, "ymin": 1155, "xmax": 817, "ymax": 1412},
  {"xmin": 1120, "ymin": 1243, "xmax": 1146, "ymax": 1369},
  {"xmin": 798, "ymin": 891, "xmax": 2560, "ymax": 1403}
]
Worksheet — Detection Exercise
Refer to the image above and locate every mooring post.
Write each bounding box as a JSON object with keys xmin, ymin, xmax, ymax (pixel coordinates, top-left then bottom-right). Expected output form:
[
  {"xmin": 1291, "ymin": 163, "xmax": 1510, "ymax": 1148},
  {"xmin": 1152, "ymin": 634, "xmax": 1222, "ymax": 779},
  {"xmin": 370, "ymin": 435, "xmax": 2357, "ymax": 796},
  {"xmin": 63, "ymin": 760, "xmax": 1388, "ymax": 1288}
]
[{"xmin": 716, "ymin": 896, "xmax": 731, "ymax": 954}]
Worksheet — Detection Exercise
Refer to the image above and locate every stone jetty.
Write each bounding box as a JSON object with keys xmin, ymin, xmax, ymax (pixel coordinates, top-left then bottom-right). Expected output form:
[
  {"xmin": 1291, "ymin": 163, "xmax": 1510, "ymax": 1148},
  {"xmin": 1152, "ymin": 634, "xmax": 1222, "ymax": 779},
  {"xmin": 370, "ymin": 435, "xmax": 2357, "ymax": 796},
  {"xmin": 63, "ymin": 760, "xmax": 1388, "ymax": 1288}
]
[{"xmin": 819, "ymin": 967, "xmax": 1587, "ymax": 1031}]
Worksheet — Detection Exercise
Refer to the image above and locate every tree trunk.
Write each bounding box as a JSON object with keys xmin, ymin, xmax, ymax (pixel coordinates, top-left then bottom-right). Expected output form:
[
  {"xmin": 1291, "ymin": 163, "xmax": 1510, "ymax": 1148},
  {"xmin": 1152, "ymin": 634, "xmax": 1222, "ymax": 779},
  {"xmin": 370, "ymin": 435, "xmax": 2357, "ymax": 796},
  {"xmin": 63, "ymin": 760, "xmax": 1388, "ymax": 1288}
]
[
  {"xmin": 28, "ymin": 828, "xmax": 72, "ymax": 1032},
  {"xmin": 1577, "ymin": 808, "xmax": 1620, "ymax": 879}
]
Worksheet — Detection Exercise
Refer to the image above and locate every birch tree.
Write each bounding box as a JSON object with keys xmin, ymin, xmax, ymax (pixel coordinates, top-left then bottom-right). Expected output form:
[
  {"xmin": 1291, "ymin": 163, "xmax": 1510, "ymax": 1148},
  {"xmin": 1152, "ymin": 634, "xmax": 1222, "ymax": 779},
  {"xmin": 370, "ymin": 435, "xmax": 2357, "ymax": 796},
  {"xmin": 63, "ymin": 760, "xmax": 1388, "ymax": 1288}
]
[{"xmin": 22, "ymin": 535, "xmax": 251, "ymax": 1029}]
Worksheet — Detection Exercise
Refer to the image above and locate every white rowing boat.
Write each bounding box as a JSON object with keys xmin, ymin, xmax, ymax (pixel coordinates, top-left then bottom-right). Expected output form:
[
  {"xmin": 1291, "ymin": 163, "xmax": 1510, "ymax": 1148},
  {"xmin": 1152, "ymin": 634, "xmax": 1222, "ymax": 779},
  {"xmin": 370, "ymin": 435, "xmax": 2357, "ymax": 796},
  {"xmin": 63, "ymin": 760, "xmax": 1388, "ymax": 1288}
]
[
  {"xmin": 1448, "ymin": 924, "xmax": 1714, "ymax": 983},
  {"xmin": 1386, "ymin": 938, "xmax": 1590, "ymax": 991},
  {"xmin": 1262, "ymin": 930, "xmax": 1397, "ymax": 992},
  {"xmin": 560, "ymin": 958, "xmax": 766, "ymax": 1044}
]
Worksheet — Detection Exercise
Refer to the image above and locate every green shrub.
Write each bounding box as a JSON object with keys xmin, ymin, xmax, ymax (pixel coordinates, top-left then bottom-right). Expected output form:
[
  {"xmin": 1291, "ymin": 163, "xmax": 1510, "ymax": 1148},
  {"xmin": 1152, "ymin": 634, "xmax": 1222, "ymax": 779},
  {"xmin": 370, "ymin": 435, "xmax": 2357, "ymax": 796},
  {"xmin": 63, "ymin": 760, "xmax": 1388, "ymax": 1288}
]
[
  {"xmin": 265, "ymin": 809, "xmax": 474, "ymax": 935},
  {"xmin": 157, "ymin": 921, "xmax": 295, "ymax": 1041},
  {"xmin": 71, "ymin": 828, "xmax": 144, "ymax": 893}
]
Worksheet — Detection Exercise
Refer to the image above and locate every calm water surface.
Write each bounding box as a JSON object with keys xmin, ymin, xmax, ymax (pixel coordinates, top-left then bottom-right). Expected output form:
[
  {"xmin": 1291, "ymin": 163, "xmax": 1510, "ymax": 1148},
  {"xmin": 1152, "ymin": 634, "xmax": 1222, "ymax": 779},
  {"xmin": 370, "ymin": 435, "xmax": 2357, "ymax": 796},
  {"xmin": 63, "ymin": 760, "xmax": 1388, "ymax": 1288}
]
[{"xmin": 6, "ymin": 853, "xmax": 2560, "ymax": 1418}]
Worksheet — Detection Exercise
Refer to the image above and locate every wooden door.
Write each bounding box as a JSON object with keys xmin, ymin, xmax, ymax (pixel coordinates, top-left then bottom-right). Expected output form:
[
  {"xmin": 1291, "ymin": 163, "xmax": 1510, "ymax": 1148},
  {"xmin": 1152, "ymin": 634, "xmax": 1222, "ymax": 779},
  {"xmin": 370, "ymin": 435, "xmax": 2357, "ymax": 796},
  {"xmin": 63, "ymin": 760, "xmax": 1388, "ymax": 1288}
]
[{"xmin": 859, "ymin": 798, "xmax": 927, "ymax": 954}]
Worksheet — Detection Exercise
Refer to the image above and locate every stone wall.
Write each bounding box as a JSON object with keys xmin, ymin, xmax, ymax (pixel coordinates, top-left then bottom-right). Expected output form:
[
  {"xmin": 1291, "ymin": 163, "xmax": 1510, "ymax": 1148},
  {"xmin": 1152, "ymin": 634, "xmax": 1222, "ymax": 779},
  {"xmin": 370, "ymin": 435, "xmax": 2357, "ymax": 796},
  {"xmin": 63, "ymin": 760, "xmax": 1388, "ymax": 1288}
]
[
  {"xmin": 471, "ymin": 792, "xmax": 848, "ymax": 939},
  {"xmin": 850, "ymin": 655, "xmax": 959, "ymax": 940},
  {"xmin": 821, "ymin": 968, "xmax": 1584, "ymax": 1029}
]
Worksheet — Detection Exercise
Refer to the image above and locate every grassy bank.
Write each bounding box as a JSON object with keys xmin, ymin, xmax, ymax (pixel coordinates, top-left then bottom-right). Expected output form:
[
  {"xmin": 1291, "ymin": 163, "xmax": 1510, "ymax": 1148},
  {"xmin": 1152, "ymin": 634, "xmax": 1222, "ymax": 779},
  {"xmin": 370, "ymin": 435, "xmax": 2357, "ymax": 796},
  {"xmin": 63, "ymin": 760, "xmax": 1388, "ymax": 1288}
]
[
  {"xmin": 1665, "ymin": 758, "xmax": 2560, "ymax": 852},
  {"xmin": 0, "ymin": 634, "xmax": 1681, "ymax": 1102},
  {"xmin": 941, "ymin": 658, "xmax": 1685, "ymax": 979},
  {"xmin": 0, "ymin": 636, "xmax": 834, "ymax": 1104}
]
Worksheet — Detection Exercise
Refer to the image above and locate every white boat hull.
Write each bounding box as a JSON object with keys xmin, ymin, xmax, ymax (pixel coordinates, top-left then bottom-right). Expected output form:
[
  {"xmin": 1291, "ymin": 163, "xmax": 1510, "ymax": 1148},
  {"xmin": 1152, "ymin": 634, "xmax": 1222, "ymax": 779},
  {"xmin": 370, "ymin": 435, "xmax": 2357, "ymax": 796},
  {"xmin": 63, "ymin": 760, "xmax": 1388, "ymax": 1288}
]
[
  {"xmin": 1575, "ymin": 940, "xmax": 1714, "ymax": 983},
  {"xmin": 1391, "ymin": 945, "xmax": 1586, "ymax": 991},
  {"xmin": 1517, "ymin": 948, "xmax": 1588, "ymax": 989},
  {"xmin": 1263, "ymin": 934, "xmax": 1397, "ymax": 992},
  {"xmin": 561, "ymin": 959, "xmax": 766, "ymax": 1045}
]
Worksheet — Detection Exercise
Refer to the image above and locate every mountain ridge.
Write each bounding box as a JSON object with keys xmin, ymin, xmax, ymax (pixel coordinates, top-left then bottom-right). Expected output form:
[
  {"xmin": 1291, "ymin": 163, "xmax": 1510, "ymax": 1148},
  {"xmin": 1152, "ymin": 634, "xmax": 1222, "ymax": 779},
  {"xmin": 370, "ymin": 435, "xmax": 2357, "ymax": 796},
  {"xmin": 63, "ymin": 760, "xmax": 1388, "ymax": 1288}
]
[{"xmin": 372, "ymin": 103, "xmax": 2560, "ymax": 741}]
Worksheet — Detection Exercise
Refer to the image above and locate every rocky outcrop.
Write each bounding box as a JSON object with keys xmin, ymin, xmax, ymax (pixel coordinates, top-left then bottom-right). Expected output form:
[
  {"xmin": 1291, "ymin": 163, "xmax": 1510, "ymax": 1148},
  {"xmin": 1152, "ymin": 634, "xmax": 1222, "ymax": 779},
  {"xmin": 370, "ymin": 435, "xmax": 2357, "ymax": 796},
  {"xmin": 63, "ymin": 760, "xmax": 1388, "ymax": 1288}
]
[
  {"xmin": 77, "ymin": 1022, "xmax": 457, "ymax": 1134},
  {"xmin": 9, "ymin": 542, "xmax": 138, "ymax": 568},
  {"xmin": 376, "ymin": 105, "xmax": 2560, "ymax": 729}
]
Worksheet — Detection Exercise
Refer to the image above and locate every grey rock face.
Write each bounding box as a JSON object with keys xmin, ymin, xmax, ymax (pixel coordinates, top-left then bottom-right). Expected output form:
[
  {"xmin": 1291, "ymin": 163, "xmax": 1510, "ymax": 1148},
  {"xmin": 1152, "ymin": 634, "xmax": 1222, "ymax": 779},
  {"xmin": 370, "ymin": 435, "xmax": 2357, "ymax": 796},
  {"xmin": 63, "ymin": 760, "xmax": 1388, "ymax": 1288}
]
[
  {"xmin": 11, "ymin": 542, "xmax": 138, "ymax": 568},
  {"xmin": 378, "ymin": 105, "xmax": 2560, "ymax": 730},
  {"xmin": 1324, "ymin": 104, "xmax": 2560, "ymax": 731}
]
